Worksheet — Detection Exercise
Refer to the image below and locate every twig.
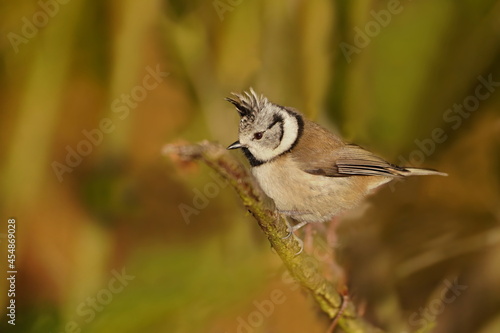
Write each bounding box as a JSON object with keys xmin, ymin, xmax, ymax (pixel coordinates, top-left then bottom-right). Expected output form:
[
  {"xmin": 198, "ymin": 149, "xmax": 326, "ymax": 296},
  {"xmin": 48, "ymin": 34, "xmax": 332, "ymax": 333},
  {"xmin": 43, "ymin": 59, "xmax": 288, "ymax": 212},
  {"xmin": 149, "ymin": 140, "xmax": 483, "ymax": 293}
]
[{"xmin": 163, "ymin": 140, "xmax": 382, "ymax": 333}]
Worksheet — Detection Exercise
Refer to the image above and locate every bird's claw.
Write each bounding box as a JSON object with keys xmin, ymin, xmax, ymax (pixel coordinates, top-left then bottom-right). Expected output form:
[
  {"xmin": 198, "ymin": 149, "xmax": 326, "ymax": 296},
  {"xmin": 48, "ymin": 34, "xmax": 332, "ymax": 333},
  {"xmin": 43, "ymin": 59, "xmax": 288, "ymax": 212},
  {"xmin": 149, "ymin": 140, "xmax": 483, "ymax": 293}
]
[
  {"xmin": 282, "ymin": 229, "xmax": 292, "ymax": 239},
  {"xmin": 293, "ymin": 234, "xmax": 304, "ymax": 255},
  {"xmin": 282, "ymin": 225, "xmax": 304, "ymax": 255},
  {"xmin": 280, "ymin": 218, "xmax": 307, "ymax": 256}
]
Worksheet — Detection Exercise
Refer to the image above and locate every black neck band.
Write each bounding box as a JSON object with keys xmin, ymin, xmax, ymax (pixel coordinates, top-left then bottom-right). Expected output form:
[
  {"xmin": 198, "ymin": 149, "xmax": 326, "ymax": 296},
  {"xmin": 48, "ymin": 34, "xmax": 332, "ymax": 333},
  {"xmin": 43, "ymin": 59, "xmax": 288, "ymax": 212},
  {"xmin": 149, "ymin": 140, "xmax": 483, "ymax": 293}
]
[{"xmin": 242, "ymin": 148, "xmax": 264, "ymax": 167}]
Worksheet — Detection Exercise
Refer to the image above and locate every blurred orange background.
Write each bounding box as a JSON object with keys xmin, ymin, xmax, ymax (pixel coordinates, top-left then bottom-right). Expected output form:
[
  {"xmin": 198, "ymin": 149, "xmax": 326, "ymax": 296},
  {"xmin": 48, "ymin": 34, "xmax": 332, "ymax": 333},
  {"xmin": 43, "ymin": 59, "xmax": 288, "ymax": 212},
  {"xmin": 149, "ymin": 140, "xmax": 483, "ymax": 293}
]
[{"xmin": 1, "ymin": 0, "xmax": 500, "ymax": 332}]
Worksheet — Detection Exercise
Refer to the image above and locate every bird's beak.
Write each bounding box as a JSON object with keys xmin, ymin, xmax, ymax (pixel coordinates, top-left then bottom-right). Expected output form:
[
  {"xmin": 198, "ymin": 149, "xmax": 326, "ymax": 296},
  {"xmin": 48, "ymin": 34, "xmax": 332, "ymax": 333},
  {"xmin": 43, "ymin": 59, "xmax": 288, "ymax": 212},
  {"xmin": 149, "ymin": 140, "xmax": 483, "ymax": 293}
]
[{"xmin": 227, "ymin": 141, "xmax": 243, "ymax": 150}]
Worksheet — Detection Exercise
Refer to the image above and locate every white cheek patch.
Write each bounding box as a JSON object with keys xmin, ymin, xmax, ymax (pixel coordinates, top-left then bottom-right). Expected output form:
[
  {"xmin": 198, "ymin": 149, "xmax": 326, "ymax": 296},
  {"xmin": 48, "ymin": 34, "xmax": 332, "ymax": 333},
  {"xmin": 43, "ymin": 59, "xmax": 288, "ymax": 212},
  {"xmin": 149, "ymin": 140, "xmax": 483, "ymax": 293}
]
[
  {"xmin": 276, "ymin": 112, "xmax": 299, "ymax": 154},
  {"xmin": 249, "ymin": 110, "xmax": 299, "ymax": 162}
]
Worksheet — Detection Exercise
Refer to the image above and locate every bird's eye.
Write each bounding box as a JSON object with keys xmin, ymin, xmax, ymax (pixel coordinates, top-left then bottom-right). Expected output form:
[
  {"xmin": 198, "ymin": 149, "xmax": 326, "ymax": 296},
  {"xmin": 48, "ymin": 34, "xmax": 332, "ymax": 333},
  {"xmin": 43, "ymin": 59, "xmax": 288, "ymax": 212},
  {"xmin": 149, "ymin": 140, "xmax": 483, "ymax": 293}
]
[{"xmin": 254, "ymin": 132, "xmax": 264, "ymax": 140}]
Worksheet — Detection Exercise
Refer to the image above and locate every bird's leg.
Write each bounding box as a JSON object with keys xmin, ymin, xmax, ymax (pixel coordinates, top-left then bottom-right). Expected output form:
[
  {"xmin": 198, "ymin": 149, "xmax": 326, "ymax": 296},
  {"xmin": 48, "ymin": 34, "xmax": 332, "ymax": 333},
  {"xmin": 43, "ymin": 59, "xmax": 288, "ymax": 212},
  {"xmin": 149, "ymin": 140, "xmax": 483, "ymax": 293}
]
[
  {"xmin": 281, "ymin": 218, "xmax": 294, "ymax": 239},
  {"xmin": 281, "ymin": 218, "xmax": 306, "ymax": 255},
  {"xmin": 281, "ymin": 219, "xmax": 308, "ymax": 238},
  {"xmin": 293, "ymin": 234, "xmax": 304, "ymax": 256},
  {"xmin": 304, "ymin": 223, "xmax": 315, "ymax": 254},
  {"xmin": 326, "ymin": 291, "xmax": 349, "ymax": 333},
  {"xmin": 326, "ymin": 216, "xmax": 339, "ymax": 248},
  {"xmin": 325, "ymin": 217, "xmax": 347, "ymax": 287},
  {"xmin": 292, "ymin": 221, "xmax": 308, "ymax": 232}
]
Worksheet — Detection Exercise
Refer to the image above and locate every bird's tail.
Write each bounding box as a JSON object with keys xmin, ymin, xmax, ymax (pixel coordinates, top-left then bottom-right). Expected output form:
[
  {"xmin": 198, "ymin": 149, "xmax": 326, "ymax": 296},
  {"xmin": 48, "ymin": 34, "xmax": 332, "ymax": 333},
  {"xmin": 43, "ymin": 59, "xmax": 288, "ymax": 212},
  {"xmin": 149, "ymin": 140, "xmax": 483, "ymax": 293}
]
[{"xmin": 405, "ymin": 167, "xmax": 448, "ymax": 177}]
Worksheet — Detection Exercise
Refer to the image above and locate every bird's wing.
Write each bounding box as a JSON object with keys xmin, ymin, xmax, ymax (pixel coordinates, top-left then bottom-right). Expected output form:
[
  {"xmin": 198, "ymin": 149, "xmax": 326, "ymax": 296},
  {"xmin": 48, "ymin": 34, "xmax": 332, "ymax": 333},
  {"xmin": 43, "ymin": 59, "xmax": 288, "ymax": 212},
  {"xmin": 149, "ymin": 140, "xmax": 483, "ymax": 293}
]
[
  {"xmin": 291, "ymin": 121, "xmax": 446, "ymax": 178},
  {"xmin": 330, "ymin": 144, "xmax": 407, "ymax": 177},
  {"xmin": 290, "ymin": 120, "xmax": 407, "ymax": 177},
  {"xmin": 296, "ymin": 142, "xmax": 407, "ymax": 178}
]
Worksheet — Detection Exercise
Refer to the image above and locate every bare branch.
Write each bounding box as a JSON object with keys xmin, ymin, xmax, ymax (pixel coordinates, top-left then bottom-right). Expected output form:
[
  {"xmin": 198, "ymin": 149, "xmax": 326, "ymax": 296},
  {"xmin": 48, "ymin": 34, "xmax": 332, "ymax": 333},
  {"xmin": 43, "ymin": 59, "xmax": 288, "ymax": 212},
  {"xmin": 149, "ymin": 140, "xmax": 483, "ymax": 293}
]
[{"xmin": 164, "ymin": 140, "xmax": 383, "ymax": 333}]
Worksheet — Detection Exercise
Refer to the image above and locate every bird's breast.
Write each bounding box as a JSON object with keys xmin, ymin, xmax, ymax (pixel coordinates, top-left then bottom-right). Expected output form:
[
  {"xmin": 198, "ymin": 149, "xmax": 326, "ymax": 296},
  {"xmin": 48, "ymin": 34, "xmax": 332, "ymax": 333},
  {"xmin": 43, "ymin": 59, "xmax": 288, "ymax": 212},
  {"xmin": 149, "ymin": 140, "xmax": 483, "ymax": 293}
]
[{"xmin": 251, "ymin": 155, "xmax": 371, "ymax": 223}]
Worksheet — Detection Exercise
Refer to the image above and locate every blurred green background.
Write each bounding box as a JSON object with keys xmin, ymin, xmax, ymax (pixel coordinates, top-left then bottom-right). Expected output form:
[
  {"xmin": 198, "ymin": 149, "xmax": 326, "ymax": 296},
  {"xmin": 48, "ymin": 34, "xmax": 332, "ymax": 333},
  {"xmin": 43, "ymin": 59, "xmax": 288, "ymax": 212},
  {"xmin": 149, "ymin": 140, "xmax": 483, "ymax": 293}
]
[{"xmin": 1, "ymin": 0, "xmax": 500, "ymax": 332}]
